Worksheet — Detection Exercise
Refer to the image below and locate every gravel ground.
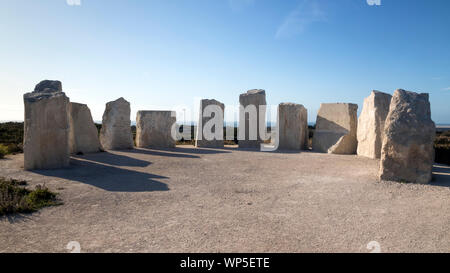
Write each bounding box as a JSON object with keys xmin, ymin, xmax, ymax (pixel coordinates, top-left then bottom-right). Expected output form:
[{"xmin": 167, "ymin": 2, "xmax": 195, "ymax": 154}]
[{"xmin": 0, "ymin": 146, "xmax": 449, "ymax": 253}]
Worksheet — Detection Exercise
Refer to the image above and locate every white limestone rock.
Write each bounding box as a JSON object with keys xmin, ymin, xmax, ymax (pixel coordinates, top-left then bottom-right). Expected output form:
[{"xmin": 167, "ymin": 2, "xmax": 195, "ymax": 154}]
[
  {"xmin": 100, "ymin": 97, "xmax": 134, "ymax": 150},
  {"xmin": 357, "ymin": 91, "xmax": 392, "ymax": 159},
  {"xmin": 69, "ymin": 102, "xmax": 102, "ymax": 154},
  {"xmin": 238, "ymin": 89, "xmax": 267, "ymax": 148},
  {"xmin": 136, "ymin": 111, "xmax": 176, "ymax": 148},
  {"xmin": 312, "ymin": 103, "xmax": 358, "ymax": 154},
  {"xmin": 195, "ymin": 99, "xmax": 225, "ymax": 148},
  {"xmin": 278, "ymin": 103, "xmax": 308, "ymax": 150},
  {"xmin": 23, "ymin": 80, "xmax": 70, "ymax": 170},
  {"xmin": 379, "ymin": 89, "xmax": 435, "ymax": 184}
]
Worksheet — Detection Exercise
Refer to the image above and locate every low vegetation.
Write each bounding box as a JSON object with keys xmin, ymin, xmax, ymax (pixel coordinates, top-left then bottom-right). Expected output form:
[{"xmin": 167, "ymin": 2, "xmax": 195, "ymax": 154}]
[
  {"xmin": 0, "ymin": 122, "xmax": 24, "ymax": 158},
  {"xmin": 0, "ymin": 177, "xmax": 61, "ymax": 216},
  {"xmin": 0, "ymin": 145, "xmax": 7, "ymax": 159},
  {"xmin": 435, "ymin": 131, "xmax": 450, "ymax": 165},
  {"xmin": 0, "ymin": 122, "xmax": 23, "ymax": 144}
]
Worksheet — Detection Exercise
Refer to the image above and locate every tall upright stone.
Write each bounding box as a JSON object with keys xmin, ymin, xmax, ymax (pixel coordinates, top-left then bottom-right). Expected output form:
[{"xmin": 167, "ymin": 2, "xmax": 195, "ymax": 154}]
[
  {"xmin": 239, "ymin": 89, "xmax": 267, "ymax": 148},
  {"xmin": 23, "ymin": 80, "xmax": 70, "ymax": 170},
  {"xmin": 100, "ymin": 98, "xmax": 134, "ymax": 150},
  {"xmin": 69, "ymin": 102, "xmax": 102, "ymax": 154},
  {"xmin": 136, "ymin": 111, "xmax": 176, "ymax": 148},
  {"xmin": 195, "ymin": 99, "xmax": 225, "ymax": 148},
  {"xmin": 357, "ymin": 91, "xmax": 392, "ymax": 159},
  {"xmin": 312, "ymin": 103, "xmax": 358, "ymax": 154},
  {"xmin": 278, "ymin": 103, "xmax": 308, "ymax": 150},
  {"xmin": 379, "ymin": 89, "xmax": 435, "ymax": 184}
]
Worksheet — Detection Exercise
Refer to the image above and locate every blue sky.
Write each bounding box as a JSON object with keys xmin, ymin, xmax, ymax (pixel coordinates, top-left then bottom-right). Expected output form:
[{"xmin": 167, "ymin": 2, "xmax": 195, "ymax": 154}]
[{"xmin": 0, "ymin": 0, "xmax": 449, "ymax": 123}]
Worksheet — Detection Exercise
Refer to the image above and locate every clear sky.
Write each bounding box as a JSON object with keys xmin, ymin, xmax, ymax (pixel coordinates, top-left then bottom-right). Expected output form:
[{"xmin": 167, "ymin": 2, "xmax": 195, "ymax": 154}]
[{"xmin": 1, "ymin": 0, "xmax": 449, "ymax": 124}]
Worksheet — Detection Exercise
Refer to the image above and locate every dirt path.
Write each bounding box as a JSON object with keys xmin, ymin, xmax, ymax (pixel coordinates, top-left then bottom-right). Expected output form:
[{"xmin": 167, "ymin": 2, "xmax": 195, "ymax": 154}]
[{"xmin": 1, "ymin": 146, "xmax": 449, "ymax": 253}]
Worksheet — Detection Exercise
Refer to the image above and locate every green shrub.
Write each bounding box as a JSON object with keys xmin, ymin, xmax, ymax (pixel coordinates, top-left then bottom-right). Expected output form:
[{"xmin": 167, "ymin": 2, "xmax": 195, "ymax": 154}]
[
  {"xmin": 435, "ymin": 131, "xmax": 450, "ymax": 165},
  {"xmin": 0, "ymin": 144, "xmax": 7, "ymax": 159},
  {"xmin": 0, "ymin": 178, "xmax": 60, "ymax": 216},
  {"xmin": 25, "ymin": 185, "xmax": 58, "ymax": 209},
  {"xmin": 441, "ymin": 130, "xmax": 450, "ymax": 137},
  {"xmin": 0, "ymin": 122, "xmax": 23, "ymax": 144},
  {"xmin": 6, "ymin": 143, "xmax": 23, "ymax": 154}
]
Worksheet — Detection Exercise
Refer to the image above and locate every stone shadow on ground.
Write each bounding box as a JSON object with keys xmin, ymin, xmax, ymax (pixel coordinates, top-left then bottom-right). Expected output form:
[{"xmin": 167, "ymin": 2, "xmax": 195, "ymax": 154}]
[
  {"xmin": 125, "ymin": 148, "xmax": 201, "ymax": 158},
  {"xmin": 431, "ymin": 164, "xmax": 450, "ymax": 188},
  {"xmin": 31, "ymin": 158, "xmax": 169, "ymax": 192},
  {"xmin": 219, "ymin": 146, "xmax": 311, "ymax": 154},
  {"xmin": 133, "ymin": 147, "xmax": 231, "ymax": 156},
  {"xmin": 74, "ymin": 151, "xmax": 151, "ymax": 167}
]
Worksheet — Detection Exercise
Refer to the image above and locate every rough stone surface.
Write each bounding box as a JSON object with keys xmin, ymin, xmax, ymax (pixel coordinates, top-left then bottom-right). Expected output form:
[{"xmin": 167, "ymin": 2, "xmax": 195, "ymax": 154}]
[
  {"xmin": 69, "ymin": 102, "xmax": 102, "ymax": 154},
  {"xmin": 195, "ymin": 99, "xmax": 225, "ymax": 148},
  {"xmin": 136, "ymin": 111, "xmax": 176, "ymax": 148},
  {"xmin": 379, "ymin": 89, "xmax": 436, "ymax": 184},
  {"xmin": 277, "ymin": 103, "xmax": 308, "ymax": 150},
  {"xmin": 357, "ymin": 91, "xmax": 392, "ymax": 159},
  {"xmin": 34, "ymin": 80, "xmax": 62, "ymax": 93},
  {"xmin": 23, "ymin": 82, "xmax": 70, "ymax": 170},
  {"xmin": 100, "ymin": 98, "xmax": 134, "ymax": 150},
  {"xmin": 312, "ymin": 103, "xmax": 358, "ymax": 154},
  {"xmin": 239, "ymin": 89, "xmax": 267, "ymax": 148}
]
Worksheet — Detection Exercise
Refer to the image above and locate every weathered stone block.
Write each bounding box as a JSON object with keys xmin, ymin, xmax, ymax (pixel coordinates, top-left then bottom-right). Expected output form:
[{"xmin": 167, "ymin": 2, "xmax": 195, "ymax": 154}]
[
  {"xmin": 136, "ymin": 111, "xmax": 176, "ymax": 148},
  {"xmin": 239, "ymin": 89, "xmax": 267, "ymax": 148},
  {"xmin": 312, "ymin": 103, "xmax": 358, "ymax": 154},
  {"xmin": 278, "ymin": 103, "xmax": 308, "ymax": 150},
  {"xmin": 34, "ymin": 80, "xmax": 62, "ymax": 93},
  {"xmin": 100, "ymin": 97, "xmax": 134, "ymax": 150},
  {"xmin": 357, "ymin": 91, "xmax": 392, "ymax": 159},
  {"xmin": 69, "ymin": 102, "xmax": 102, "ymax": 154},
  {"xmin": 195, "ymin": 99, "xmax": 225, "ymax": 148},
  {"xmin": 379, "ymin": 89, "xmax": 435, "ymax": 184},
  {"xmin": 23, "ymin": 80, "xmax": 70, "ymax": 170}
]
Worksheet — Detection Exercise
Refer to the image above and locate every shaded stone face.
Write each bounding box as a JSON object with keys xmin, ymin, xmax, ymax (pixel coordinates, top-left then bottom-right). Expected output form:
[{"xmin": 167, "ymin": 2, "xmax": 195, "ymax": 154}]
[
  {"xmin": 136, "ymin": 111, "xmax": 176, "ymax": 148},
  {"xmin": 277, "ymin": 103, "xmax": 308, "ymax": 150},
  {"xmin": 69, "ymin": 102, "xmax": 102, "ymax": 154},
  {"xmin": 34, "ymin": 80, "xmax": 62, "ymax": 93},
  {"xmin": 23, "ymin": 85, "xmax": 70, "ymax": 170},
  {"xmin": 312, "ymin": 103, "xmax": 358, "ymax": 154},
  {"xmin": 238, "ymin": 89, "xmax": 267, "ymax": 148},
  {"xmin": 357, "ymin": 91, "xmax": 392, "ymax": 159},
  {"xmin": 100, "ymin": 97, "xmax": 134, "ymax": 150},
  {"xmin": 195, "ymin": 99, "xmax": 225, "ymax": 148},
  {"xmin": 379, "ymin": 89, "xmax": 435, "ymax": 184}
]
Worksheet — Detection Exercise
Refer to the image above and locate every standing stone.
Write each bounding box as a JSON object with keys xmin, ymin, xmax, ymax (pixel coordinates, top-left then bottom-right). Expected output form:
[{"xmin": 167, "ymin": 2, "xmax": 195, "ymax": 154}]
[
  {"xmin": 136, "ymin": 111, "xmax": 176, "ymax": 148},
  {"xmin": 23, "ymin": 80, "xmax": 70, "ymax": 170},
  {"xmin": 195, "ymin": 99, "xmax": 225, "ymax": 148},
  {"xmin": 239, "ymin": 89, "xmax": 267, "ymax": 148},
  {"xmin": 69, "ymin": 102, "xmax": 102, "ymax": 154},
  {"xmin": 100, "ymin": 98, "xmax": 134, "ymax": 150},
  {"xmin": 379, "ymin": 89, "xmax": 435, "ymax": 184},
  {"xmin": 278, "ymin": 103, "xmax": 308, "ymax": 150},
  {"xmin": 312, "ymin": 103, "xmax": 358, "ymax": 154},
  {"xmin": 357, "ymin": 91, "xmax": 392, "ymax": 159}
]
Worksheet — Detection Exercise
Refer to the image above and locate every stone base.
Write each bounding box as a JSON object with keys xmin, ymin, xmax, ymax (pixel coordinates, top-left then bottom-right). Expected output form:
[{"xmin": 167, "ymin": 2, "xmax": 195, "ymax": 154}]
[
  {"xmin": 278, "ymin": 103, "xmax": 308, "ymax": 150},
  {"xmin": 23, "ymin": 88, "xmax": 70, "ymax": 170},
  {"xmin": 357, "ymin": 91, "xmax": 392, "ymax": 159},
  {"xmin": 379, "ymin": 89, "xmax": 435, "ymax": 184},
  {"xmin": 69, "ymin": 102, "xmax": 102, "ymax": 154},
  {"xmin": 312, "ymin": 103, "xmax": 358, "ymax": 154},
  {"xmin": 136, "ymin": 111, "xmax": 177, "ymax": 148},
  {"xmin": 100, "ymin": 97, "xmax": 134, "ymax": 150}
]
